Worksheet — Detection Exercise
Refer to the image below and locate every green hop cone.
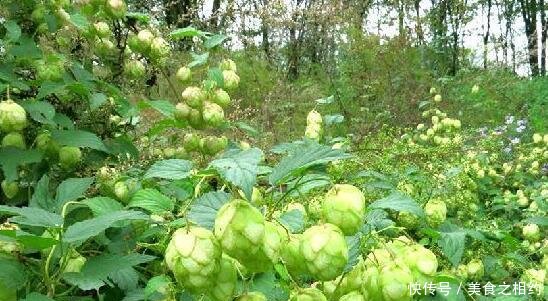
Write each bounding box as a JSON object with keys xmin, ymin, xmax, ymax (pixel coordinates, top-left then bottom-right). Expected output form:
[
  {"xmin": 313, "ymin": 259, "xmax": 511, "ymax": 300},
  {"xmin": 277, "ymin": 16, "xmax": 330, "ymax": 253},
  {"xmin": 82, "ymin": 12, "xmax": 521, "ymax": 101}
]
[
  {"xmin": 176, "ymin": 66, "xmax": 192, "ymax": 83},
  {"xmin": 405, "ymin": 244, "xmax": 438, "ymax": 277},
  {"xmin": 150, "ymin": 37, "xmax": 170, "ymax": 64},
  {"xmin": 307, "ymin": 110, "xmax": 322, "ymax": 125},
  {"xmin": 175, "ymin": 102, "xmax": 192, "ymax": 120},
  {"xmin": 63, "ymin": 251, "xmax": 87, "ymax": 273},
  {"xmin": 212, "ymin": 89, "xmax": 231, "ymax": 108},
  {"xmin": 339, "ymin": 291, "xmax": 366, "ymax": 301},
  {"xmin": 424, "ymin": 198, "xmax": 447, "ymax": 227},
  {"xmin": 0, "ymin": 100, "xmax": 27, "ymax": 132},
  {"xmin": 304, "ymin": 123, "xmax": 322, "ymax": 141},
  {"xmin": 466, "ymin": 259, "xmax": 484, "ymax": 280},
  {"xmin": 300, "ymin": 223, "xmax": 348, "ymax": 281},
  {"xmin": 219, "ymin": 59, "xmax": 237, "ymax": 72},
  {"xmin": 165, "ymin": 227, "xmax": 221, "ymax": 292},
  {"xmin": 522, "ymin": 224, "xmax": 541, "ymax": 242},
  {"xmin": 182, "ymin": 87, "xmax": 206, "ymax": 108},
  {"xmin": 105, "ymin": 0, "xmax": 127, "ymax": 19},
  {"xmin": 202, "ymin": 101, "xmax": 225, "ymax": 127},
  {"xmin": 214, "ymin": 199, "xmax": 271, "ymax": 272},
  {"xmin": 124, "ymin": 60, "xmax": 146, "ymax": 79},
  {"xmin": 236, "ymin": 292, "xmax": 267, "ymax": 301},
  {"xmin": 114, "ymin": 181, "xmax": 129, "ymax": 203},
  {"xmin": 281, "ymin": 234, "xmax": 308, "ymax": 277},
  {"xmin": 58, "ymin": 146, "xmax": 82, "ymax": 169},
  {"xmin": 222, "ymin": 70, "xmax": 240, "ymax": 90},
  {"xmin": 290, "ymin": 288, "xmax": 327, "ymax": 301},
  {"xmin": 188, "ymin": 108, "xmax": 205, "ymax": 129},
  {"xmin": 397, "ymin": 211, "xmax": 420, "ymax": 229},
  {"xmin": 183, "ymin": 133, "xmax": 201, "ymax": 152},
  {"xmin": 206, "ymin": 255, "xmax": 238, "ymax": 301},
  {"xmin": 2, "ymin": 132, "xmax": 26, "ymax": 149},
  {"xmin": 201, "ymin": 136, "xmax": 228, "ymax": 155},
  {"xmin": 322, "ymin": 259, "xmax": 365, "ymax": 299},
  {"xmin": 93, "ymin": 21, "xmax": 110, "ymax": 38},
  {"xmin": 263, "ymin": 221, "xmax": 289, "ymax": 263},
  {"xmin": 1, "ymin": 180, "xmax": 19, "ymax": 199},
  {"xmin": 380, "ymin": 263, "xmax": 414, "ymax": 301},
  {"xmin": 321, "ymin": 184, "xmax": 366, "ymax": 235}
]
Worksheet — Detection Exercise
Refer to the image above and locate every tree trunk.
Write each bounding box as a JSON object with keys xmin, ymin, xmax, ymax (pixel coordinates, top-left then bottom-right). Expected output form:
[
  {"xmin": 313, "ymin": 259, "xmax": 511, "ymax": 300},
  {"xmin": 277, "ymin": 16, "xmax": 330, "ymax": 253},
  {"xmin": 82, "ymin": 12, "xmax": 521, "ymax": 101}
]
[
  {"xmin": 540, "ymin": 0, "xmax": 547, "ymax": 75},
  {"xmin": 483, "ymin": 0, "xmax": 492, "ymax": 69},
  {"xmin": 415, "ymin": 0, "xmax": 424, "ymax": 44},
  {"xmin": 210, "ymin": 0, "xmax": 222, "ymax": 29},
  {"xmin": 518, "ymin": 0, "xmax": 539, "ymax": 76}
]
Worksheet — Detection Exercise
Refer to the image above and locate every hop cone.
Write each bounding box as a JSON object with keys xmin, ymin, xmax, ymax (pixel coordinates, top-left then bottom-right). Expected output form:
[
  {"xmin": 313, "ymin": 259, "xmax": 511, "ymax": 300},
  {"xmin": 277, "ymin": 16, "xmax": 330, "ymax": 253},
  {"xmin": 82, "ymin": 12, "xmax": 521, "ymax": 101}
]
[
  {"xmin": 300, "ymin": 223, "xmax": 348, "ymax": 281},
  {"xmin": 236, "ymin": 292, "xmax": 267, "ymax": 301},
  {"xmin": 0, "ymin": 100, "xmax": 27, "ymax": 132},
  {"xmin": 281, "ymin": 234, "xmax": 308, "ymax": 277},
  {"xmin": 339, "ymin": 291, "xmax": 366, "ymax": 301},
  {"xmin": 206, "ymin": 255, "xmax": 238, "ymax": 301},
  {"xmin": 214, "ymin": 200, "xmax": 271, "ymax": 272},
  {"xmin": 321, "ymin": 184, "xmax": 366, "ymax": 235},
  {"xmin": 263, "ymin": 221, "xmax": 289, "ymax": 263},
  {"xmin": 165, "ymin": 227, "xmax": 221, "ymax": 292},
  {"xmin": 290, "ymin": 288, "xmax": 327, "ymax": 301}
]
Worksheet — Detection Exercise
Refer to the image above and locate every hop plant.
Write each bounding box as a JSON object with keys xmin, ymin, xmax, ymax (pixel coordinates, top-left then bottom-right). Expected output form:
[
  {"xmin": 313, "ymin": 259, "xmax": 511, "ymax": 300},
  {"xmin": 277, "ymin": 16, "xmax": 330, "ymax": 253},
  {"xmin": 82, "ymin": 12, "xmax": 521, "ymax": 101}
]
[
  {"xmin": 175, "ymin": 102, "xmax": 192, "ymax": 120},
  {"xmin": 321, "ymin": 184, "xmax": 366, "ymax": 235},
  {"xmin": 236, "ymin": 292, "xmax": 267, "ymax": 301},
  {"xmin": 1, "ymin": 180, "xmax": 19, "ymax": 199},
  {"xmin": 105, "ymin": 0, "xmax": 127, "ymax": 19},
  {"xmin": 202, "ymin": 101, "xmax": 225, "ymax": 127},
  {"xmin": 466, "ymin": 259, "xmax": 484, "ymax": 280},
  {"xmin": 206, "ymin": 255, "xmax": 238, "ymax": 301},
  {"xmin": 165, "ymin": 227, "xmax": 221, "ymax": 292},
  {"xmin": 300, "ymin": 223, "xmax": 348, "ymax": 280},
  {"xmin": 214, "ymin": 200, "xmax": 271, "ymax": 272},
  {"xmin": 219, "ymin": 59, "xmax": 237, "ymax": 72},
  {"xmin": 176, "ymin": 66, "xmax": 192, "ymax": 83},
  {"xmin": 424, "ymin": 199, "xmax": 447, "ymax": 227},
  {"xmin": 0, "ymin": 100, "xmax": 27, "ymax": 132},
  {"xmin": 339, "ymin": 291, "xmax": 366, "ymax": 301},
  {"xmin": 2, "ymin": 132, "xmax": 26, "ymax": 149},
  {"xmin": 114, "ymin": 181, "xmax": 129, "ymax": 203},
  {"xmin": 124, "ymin": 60, "xmax": 146, "ymax": 79},
  {"xmin": 58, "ymin": 146, "xmax": 82, "ymax": 169},
  {"xmin": 182, "ymin": 87, "xmax": 206, "ymax": 108},
  {"xmin": 212, "ymin": 89, "xmax": 231, "ymax": 108},
  {"xmin": 522, "ymin": 224, "xmax": 541, "ymax": 242},
  {"xmin": 262, "ymin": 221, "xmax": 289, "ymax": 263},
  {"xmin": 183, "ymin": 133, "xmax": 201, "ymax": 152},
  {"xmin": 222, "ymin": 70, "xmax": 240, "ymax": 90},
  {"xmin": 290, "ymin": 288, "xmax": 327, "ymax": 301},
  {"xmin": 380, "ymin": 263, "xmax": 414, "ymax": 301},
  {"xmin": 307, "ymin": 110, "xmax": 323, "ymax": 125},
  {"xmin": 93, "ymin": 21, "xmax": 110, "ymax": 38},
  {"xmin": 281, "ymin": 234, "xmax": 308, "ymax": 277}
]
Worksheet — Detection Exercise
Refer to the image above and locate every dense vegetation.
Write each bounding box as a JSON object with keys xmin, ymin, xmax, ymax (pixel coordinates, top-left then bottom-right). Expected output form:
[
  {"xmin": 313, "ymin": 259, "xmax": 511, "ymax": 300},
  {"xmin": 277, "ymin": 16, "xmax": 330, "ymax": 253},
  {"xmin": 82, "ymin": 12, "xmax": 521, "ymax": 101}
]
[{"xmin": 0, "ymin": 0, "xmax": 546, "ymax": 301}]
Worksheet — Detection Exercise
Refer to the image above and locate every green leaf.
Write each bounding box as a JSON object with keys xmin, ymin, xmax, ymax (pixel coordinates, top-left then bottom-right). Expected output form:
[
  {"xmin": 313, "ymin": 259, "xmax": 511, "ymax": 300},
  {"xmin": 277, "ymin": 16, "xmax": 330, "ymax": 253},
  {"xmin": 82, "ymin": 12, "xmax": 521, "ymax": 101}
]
[
  {"xmin": 0, "ymin": 256, "xmax": 26, "ymax": 290},
  {"xmin": 15, "ymin": 233, "xmax": 58, "ymax": 250},
  {"xmin": 188, "ymin": 52, "xmax": 209, "ymax": 68},
  {"xmin": 69, "ymin": 12, "xmax": 89, "ymax": 30},
  {"xmin": 315, "ymin": 95, "xmax": 334, "ymax": 104},
  {"xmin": 128, "ymin": 189, "xmax": 174, "ymax": 214},
  {"xmin": 277, "ymin": 210, "xmax": 304, "ymax": 233},
  {"xmin": 9, "ymin": 36, "xmax": 41, "ymax": 58},
  {"xmin": 55, "ymin": 177, "xmax": 94, "ymax": 212},
  {"xmin": 209, "ymin": 148, "xmax": 263, "ymax": 200},
  {"xmin": 20, "ymin": 100, "xmax": 56, "ymax": 125},
  {"xmin": 126, "ymin": 12, "xmax": 150, "ymax": 24},
  {"xmin": 30, "ymin": 174, "xmax": 55, "ymax": 210},
  {"xmin": 63, "ymin": 210, "xmax": 148, "ymax": 243},
  {"xmin": 523, "ymin": 216, "xmax": 548, "ymax": 226},
  {"xmin": 207, "ymin": 67, "xmax": 224, "ymax": 87},
  {"xmin": 90, "ymin": 93, "xmax": 108, "ymax": 110},
  {"xmin": 249, "ymin": 270, "xmax": 289, "ymax": 301},
  {"xmin": 323, "ymin": 114, "xmax": 344, "ymax": 125},
  {"xmin": 3, "ymin": 20, "xmax": 21, "ymax": 42},
  {"xmin": 0, "ymin": 205, "xmax": 63, "ymax": 228},
  {"xmin": 187, "ymin": 191, "xmax": 230, "ymax": 230},
  {"xmin": 234, "ymin": 121, "xmax": 260, "ymax": 137},
  {"xmin": 437, "ymin": 223, "xmax": 466, "ymax": 267},
  {"xmin": 139, "ymin": 99, "xmax": 176, "ymax": 118},
  {"xmin": 344, "ymin": 233, "xmax": 362, "ymax": 272},
  {"xmin": 20, "ymin": 293, "xmax": 55, "ymax": 301},
  {"xmin": 51, "ymin": 129, "xmax": 109, "ymax": 152},
  {"xmin": 105, "ymin": 135, "xmax": 140, "ymax": 159},
  {"xmin": 109, "ymin": 268, "xmax": 139, "ymax": 291},
  {"xmin": 83, "ymin": 197, "xmax": 124, "ymax": 216},
  {"xmin": 63, "ymin": 253, "xmax": 155, "ymax": 291},
  {"xmin": 144, "ymin": 159, "xmax": 193, "ymax": 180},
  {"xmin": 269, "ymin": 140, "xmax": 351, "ymax": 185},
  {"xmin": 204, "ymin": 34, "xmax": 228, "ymax": 49},
  {"xmin": 53, "ymin": 113, "xmax": 75, "ymax": 129},
  {"xmin": 169, "ymin": 27, "xmax": 204, "ymax": 40},
  {"xmin": 36, "ymin": 81, "xmax": 65, "ymax": 100},
  {"xmin": 286, "ymin": 173, "xmax": 331, "ymax": 197},
  {"xmin": 0, "ymin": 148, "xmax": 43, "ymax": 181},
  {"xmin": 369, "ymin": 192, "xmax": 425, "ymax": 217}
]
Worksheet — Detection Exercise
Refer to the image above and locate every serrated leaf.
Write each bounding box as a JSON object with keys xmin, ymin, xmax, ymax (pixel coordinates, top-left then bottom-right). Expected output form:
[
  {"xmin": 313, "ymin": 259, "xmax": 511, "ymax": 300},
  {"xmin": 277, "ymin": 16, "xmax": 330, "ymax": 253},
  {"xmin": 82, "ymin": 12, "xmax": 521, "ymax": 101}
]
[
  {"xmin": 51, "ymin": 129, "xmax": 109, "ymax": 152},
  {"xmin": 369, "ymin": 192, "xmax": 425, "ymax": 217},
  {"xmin": 105, "ymin": 135, "xmax": 139, "ymax": 159},
  {"xmin": 3, "ymin": 20, "xmax": 21, "ymax": 42},
  {"xmin": 324, "ymin": 114, "xmax": 344, "ymax": 126},
  {"xmin": 249, "ymin": 270, "xmax": 289, "ymax": 301},
  {"xmin": 169, "ymin": 27, "xmax": 204, "ymax": 40},
  {"xmin": 126, "ymin": 12, "xmax": 150, "ymax": 23},
  {"xmin": 83, "ymin": 197, "xmax": 124, "ymax": 216},
  {"xmin": 204, "ymin": 34, "xmax": 228, "ymax": 49},
  {"xmin": 0, "ymin": 256, "xmax": 26, "ymax": 290},
  {"xmin": 109, "ymin": 267, "xmax": 139, "ymax": 291},
  {"xmin": 144, "ymin": 159, "xmax": 193, "ymax": 180},
  {"xmin": 187, "ymin": 191, "xmax": 231, "ymax": 230},
  {"xmin": 36, "ymin": 81, "xmax": 65, "ymax": 99},
  {"xmin": 278, "ymin": 209, "xmax": 304, "ymax": 233},
  {"xmin": 20, "ymin": 293, "xmax": 56, "ymax": 301},
  {"xmin": 363, "ymin": 209, "xmax": 394, "ymax": 234},
  {"xmin": 20, "ymin": 100, "xmax": 56, "ymax": 125},
  {"xmin": 69, "ymin": 12, "xmax": 89, "ymax": 29},
  {"xmin": 207, "ymin": 67, "xmax": 224, "ymax": 87},
  {"xmin": 90, "ymin": 93, "xmax": 108, "ymax": 110},
  {"xmin": 55, "ymin": 177, "xmax": 94, "ymax": 212},
  {"xmin": 344, "ymin": 233, "xmax": 362, "ymax": 272},
  {"xmin": 0, "ymin": 205, "xmax": 63, "ymax": 228},
  {"xmin": 15, "ymin": 233, "xmax": 58, "ymax": 250},
  {"xmin": 139, "ymin": 99, "xmax": 176, "ymax": 118},
  {"xmin": 437, "ymin": 223, "xmax": 466, "ymax": 267},
  {"xmin": 315, "ymin": 95, "xmax": 334, "ymax": 104},
  {"xmin": 63, "ymin": 210, "xmax": 148, "ymax": 243},
  {"xmin": 234, "ymin": 121, "xmax": 260, "ymax": 137},
  {"xmin": 269, "ymin": 141, "xmax": 351, "ymax": 185},
  {"xmin": 63, "ymin": 253, "xmax": 154, "ymax": 291},
  {"xmin": 286, "ymin": 173, "xmax": 331, "ymax": 197},
  {"xmin": 30, "ymin": 174, "xmax": 55, "ymax": 210},
  {"xmin": 209, "ymin": 148, "xmax": 263, "ymax": 200},
  {"xmin": 128, "ymin": 189, "xmax": 174, "ymax": 214},
  {"xmin": 0, "ymin": 148, "xmax": 43, "ymax": 181},
  {"xmin": 523, "ymin": 216, "xmax": 548, "ymax": 226},
  {"xmin": 188, "ymin": 52, "xmax": 209, "ymax": 68}
]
